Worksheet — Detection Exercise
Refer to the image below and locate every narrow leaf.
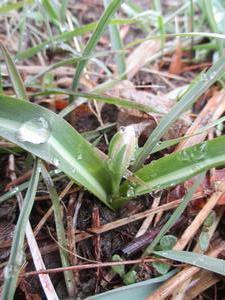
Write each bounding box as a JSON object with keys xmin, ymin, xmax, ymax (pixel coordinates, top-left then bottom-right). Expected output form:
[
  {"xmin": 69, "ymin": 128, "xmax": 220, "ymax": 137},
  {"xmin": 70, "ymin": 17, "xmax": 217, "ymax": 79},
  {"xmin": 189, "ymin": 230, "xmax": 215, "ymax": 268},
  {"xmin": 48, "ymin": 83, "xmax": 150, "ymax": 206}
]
[
  {"xmin": 2, "ymin": 159, "xmax": 40, "ymax": 300},
  {"xmin": 70, "ymin": 0, "xmax": 122, "ymax": 93},
  {"xmin": 0, "ymin": 43, "xmax": 27, "ymax": 100},
  {"xmin": 132, "ymin": 55, "xmax": 225, "ymax": 170},
  {"xmin": 155, "ymin": 250, "xmax": 225, "ymax": 276}
]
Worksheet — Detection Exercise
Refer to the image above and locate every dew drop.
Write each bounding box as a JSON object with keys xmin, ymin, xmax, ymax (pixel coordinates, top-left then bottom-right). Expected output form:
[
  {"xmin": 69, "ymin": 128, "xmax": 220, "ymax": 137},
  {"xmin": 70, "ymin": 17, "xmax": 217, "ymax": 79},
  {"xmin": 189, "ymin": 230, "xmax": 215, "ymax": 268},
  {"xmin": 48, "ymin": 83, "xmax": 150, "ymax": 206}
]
[
  {"xmin": 72, "ymin": 168, "xmax": 76, "ymax": 174},
  {"xmin": 52, "ymin": 157, "xmax": 60, "ymax": 167},
  {"xmin": 17, "ymin": 117, "xmax": 51, "ymax": 144},
  {"xmin": 179, "ymin": 150, "xmax": 191, "ymax": 162},
  {"xmin": 126, "ymin": 186, "xmax": 135, "ymax": 197}
]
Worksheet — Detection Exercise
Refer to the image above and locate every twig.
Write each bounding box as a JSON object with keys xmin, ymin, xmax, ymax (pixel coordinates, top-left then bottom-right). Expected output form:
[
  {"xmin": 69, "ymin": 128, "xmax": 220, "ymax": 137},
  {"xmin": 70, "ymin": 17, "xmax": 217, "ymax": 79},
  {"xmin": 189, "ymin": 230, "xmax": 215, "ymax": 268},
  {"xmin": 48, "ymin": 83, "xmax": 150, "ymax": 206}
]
[{"xmin": 21, "ymin": 257, "xmax": 175, "ymax": 277}]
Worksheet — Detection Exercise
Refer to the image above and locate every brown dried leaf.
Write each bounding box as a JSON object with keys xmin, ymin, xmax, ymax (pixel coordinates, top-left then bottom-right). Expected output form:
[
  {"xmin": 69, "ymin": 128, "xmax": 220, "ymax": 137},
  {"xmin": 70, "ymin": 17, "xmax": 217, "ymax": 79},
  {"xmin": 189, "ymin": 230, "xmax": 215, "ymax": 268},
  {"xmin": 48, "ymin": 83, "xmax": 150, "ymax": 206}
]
[{"xmin": 126, "ymin": 40, "xmax": 161, "ymax": 79}]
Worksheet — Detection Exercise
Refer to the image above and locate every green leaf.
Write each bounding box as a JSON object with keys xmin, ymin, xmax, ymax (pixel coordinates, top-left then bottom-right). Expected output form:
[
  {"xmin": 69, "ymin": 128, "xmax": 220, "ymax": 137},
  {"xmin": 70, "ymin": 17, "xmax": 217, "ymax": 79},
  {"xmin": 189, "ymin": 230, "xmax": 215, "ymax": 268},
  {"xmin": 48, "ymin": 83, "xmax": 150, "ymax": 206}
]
[
  {"xmin": 70, "ymin": 0, "xmax": 122, "ymax": 93},
  {"xmin": 152, "ymin": 261, "xmax": 170, "ymax": 275},
  {"xmin": 116, "ymin": 137, "xmax": 225, "ymax": 208},
  {"xmin": 132, "ymin": 55, "xmax": 225, "ymax": 171},
  {"xmin": 199, "ymin": 231, "xmax": 210, "ymax": 252},
  {"xmin": 2, "ymin": 159, "xmax": 40, "ymax": 300},
  {"xmin": 143, "ymin": 174, "xmax": 204, "ymax": 255},
  {"xmin": 123, "ymin": 270, "xmax": 137, "ymax": 285},
  {"xmin": 160, "ymin": 235, "xmax": 177, "ymax": 250},
  {"xmin": 0, "ymin": 94, "xmax": 113, "ymax": 208},
  {"xmin": 31, "ymin": 88, "xmax": 160, "ymax": 114},
  {"xmin": 41, "ymin": 163, "xmax": 75, "ymax": 295},
  {"xmin": 154, "ymin": 250, "xmax": 225, "ymax": 276},
  {"xmin": 111, "ymin": 254, "xmax": 125, "ymax": 277},
  {"xmin": 86, "ymin": 270, "xmax": 177, "ymax": 300},
  {"xmin": 104, "ymin": 0, "xmax": 126, "ymax": 77},
  {"xmin": 0, "ymin": 0, "xmax": 33, "ymax": 14},
  {"xmin": 0, "ymin": 43, "xmax": 27, "ymax": 100},
  {"xmin": 203, "ymin": 211, "xmax": 216, "ymax": 228},
  {"xmin": 108, "ymin": 126, "xmax": 137, "ymax": 194}
]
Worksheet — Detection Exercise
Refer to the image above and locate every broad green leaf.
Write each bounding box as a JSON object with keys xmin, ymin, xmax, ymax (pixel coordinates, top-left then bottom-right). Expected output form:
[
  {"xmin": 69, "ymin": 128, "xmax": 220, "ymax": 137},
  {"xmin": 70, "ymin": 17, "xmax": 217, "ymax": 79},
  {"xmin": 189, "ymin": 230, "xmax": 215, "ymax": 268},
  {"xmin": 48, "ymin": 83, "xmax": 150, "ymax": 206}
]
[
  {"xmin": 115, "ymin": 137, "xmax": 225, "ymax": 208},
  {"xmin": 132, "ymin": 55, "xmax": 225, "ymax": 171},
  {"xmin": 2, "ymin": 159, "xmax": 40, "ymax": 300},
  {"xmin": 70, "ymin": 0, "xmax": 122, "ymax": 93},
  {"xmin": 154, "ymin": 250, "xmax": 225, "ymax": 276},
  {"xmin": 86, "ymin": 270, "xmax": 177, "ymax": 300},
  {"xmin": 0, "ymin": 43, "xmax": 27, "ymax": 100},
  {"xmin": 0, "ymin": 94, "xmax": 113, "ymax": 208}
]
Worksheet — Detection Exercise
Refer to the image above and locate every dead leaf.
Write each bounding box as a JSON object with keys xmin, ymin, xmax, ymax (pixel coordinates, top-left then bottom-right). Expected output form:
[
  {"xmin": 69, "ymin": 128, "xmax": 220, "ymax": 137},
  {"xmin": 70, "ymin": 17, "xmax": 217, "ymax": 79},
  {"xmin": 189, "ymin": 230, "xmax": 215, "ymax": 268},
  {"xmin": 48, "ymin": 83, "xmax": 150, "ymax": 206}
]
[
  {"xmin": 126, "ymin": 40, "xmax": 161, "ymax": 79},
  {"xmin": 169, "ymin": 42, "xmax": 183, "ymax": 74}
]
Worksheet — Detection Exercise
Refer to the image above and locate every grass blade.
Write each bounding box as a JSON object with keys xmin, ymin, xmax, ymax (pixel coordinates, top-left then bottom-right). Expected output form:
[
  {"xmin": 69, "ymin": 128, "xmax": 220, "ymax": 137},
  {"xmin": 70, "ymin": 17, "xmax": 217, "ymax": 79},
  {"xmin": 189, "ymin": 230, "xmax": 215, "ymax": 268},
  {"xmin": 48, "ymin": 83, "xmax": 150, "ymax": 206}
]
[
  {"xmin": 104, "ymin": 0, "xmax": 126, "ymax": 77},
  {"xmin": 70, "ymin": 0, "xmax": 122, "ymax": 94},
  {"xmin": 0, "ymin": 43, "xmax": 27, "ymax": 100},
  {"xmin": 115, "ymin": 136, "xmax": 225, "ymax": 208},
  {"xmin": 2, "ymin": 159, "xmax": 40, "ymax": 300},
  {"xmin": 0, "ymin": 94, "xmax": 113, "ymax": 207},
  {"xmin": 154, "ymin": 250, "xmax": 225, "ymax": 276},
  {"xmin": 132, "ymin": 55, "xmax": 225, "ymax": 171},
  {"xmin": 41, "ymin": 163, "xmax": 75, "ymax": 296},
  {"xmin": 144, "ymin": 173, "xmax": 205, "ymax": 255},
  {"xmin": 31, "ymin": 88, "xmax": 161, "ymax": 114}
]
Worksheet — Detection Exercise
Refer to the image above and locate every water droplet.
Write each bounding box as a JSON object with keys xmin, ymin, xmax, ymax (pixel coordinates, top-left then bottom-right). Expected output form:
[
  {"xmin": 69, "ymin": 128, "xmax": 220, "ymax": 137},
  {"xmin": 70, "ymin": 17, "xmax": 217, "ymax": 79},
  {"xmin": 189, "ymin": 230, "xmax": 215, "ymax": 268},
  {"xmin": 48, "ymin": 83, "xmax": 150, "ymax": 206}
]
[
  {"xmin": 72, "ymin": 168, "xmax": 76, "ymax": 174},
  {"xmin": 17, "ymin": 117, "xmax": 51, "ymax": 144},
  {"xmin": 14, "ymin": 186, "xmax": 19, "ymax": 193},
  {"xmin": 179, "ymin": 150, "xmax": 191, "ymax": 162},
  {"xmin": 126, "ymin": 186, "xmax": 135, "ymax": 197},
  {"xmin": 52, "ymin": 157, "xmax": 60, "ymax": 167},
  {"xmin": 53, "ymin": 169, "xmax": 61, "ymax": 175},
  {"xmin": 77, "ymin": 153, "xmax": 83, "ymax": 160}
]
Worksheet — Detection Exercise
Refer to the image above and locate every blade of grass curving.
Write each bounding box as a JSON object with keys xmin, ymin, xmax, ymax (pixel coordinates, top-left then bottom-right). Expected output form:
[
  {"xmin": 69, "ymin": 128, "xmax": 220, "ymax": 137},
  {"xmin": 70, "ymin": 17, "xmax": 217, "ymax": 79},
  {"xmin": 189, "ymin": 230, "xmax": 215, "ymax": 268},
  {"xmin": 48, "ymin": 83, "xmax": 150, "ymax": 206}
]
[
  {"xmin": 16, "ymin": 22, "xmax": 96, "ymax": 60},
  {"xmin": 0, "ymin": 169, "xmax": 63, "ymax": 204},
  {"xmin": 2, "ymin": 159, "xmax": 40, "ymax": 300},
  {"xmin": 115, "ymin": 136, "xmax": 225, "ymax": 208},
  {"xmin": 41, "ymin": 163, "xmax": 75, "ymax": 297},
  {"xmin": 0, "ymin": 43, "xmax": 27, "ymax": 100},
  {"xmin": 151, "ymin": 115, "xmax": 225, "ymax": 154},
  {"xmin": 0, "ymin": 94, "xmax": 113, "ymax": 207},
  {"xmin": 31, "ymin": 88, "xmax": 161, "ymax": 114},
  {"xmin": 126, "ymin": 32, "xmax": 225, "ymax": 49},
  {"xmin": 70, "ymin": 0, "xmax": 122, "ymax": 96},
  {"xmin": 154, "ymin": 250, "xmax": 225, "ymax": 276},
  {"xmin": 0, "ymin": 0, "xmax": 33, "ymax": 14},
  {"xmin": 104, "ymin": 0, "xmax": 126, "ymax": 77},
  {"xmin": 202, "ymin": 0, "xmax": 223, "ymax": 55},
  {"xmin": 86, "ymin": 270, "xmax": 177, "ymax": 300},
  {"xmin": 132, "ymin": 55, "xmax": 225, "ymax": 171},
  {"xmin": 144, "ymin": 173, "xmax": 205, "ymax": 255}
]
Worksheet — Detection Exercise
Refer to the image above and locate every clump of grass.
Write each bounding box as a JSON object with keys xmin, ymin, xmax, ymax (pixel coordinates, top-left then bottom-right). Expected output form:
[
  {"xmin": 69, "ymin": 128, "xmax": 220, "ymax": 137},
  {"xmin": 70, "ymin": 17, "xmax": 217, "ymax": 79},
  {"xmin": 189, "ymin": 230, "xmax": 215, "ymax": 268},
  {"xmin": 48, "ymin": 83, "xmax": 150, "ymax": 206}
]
[{"xmin": 1, "ymin": 0, "xmax": 225, "ymax": 299}]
